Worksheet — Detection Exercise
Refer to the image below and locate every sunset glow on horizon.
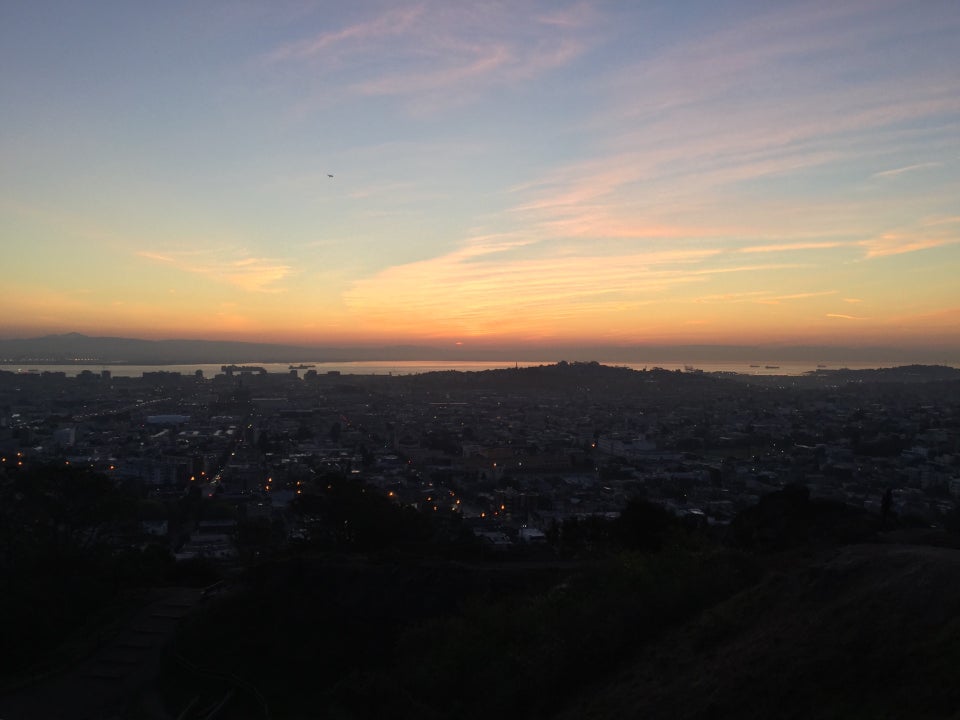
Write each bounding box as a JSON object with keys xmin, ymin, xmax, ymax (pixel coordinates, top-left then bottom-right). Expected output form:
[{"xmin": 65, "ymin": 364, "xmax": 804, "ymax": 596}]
[{"xmin": 2, "ymin": 2, "xmax": 958, "ymax": 356}]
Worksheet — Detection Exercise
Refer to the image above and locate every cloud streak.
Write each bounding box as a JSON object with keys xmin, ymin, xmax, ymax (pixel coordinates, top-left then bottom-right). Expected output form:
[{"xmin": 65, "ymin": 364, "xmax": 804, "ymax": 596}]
[
  {"xmin": 265, "ymin": 5, "xmax": 426, "ymax": 63},
  {"xmin": 738, "ymin": 242, "xmax": 850, "ymax": 254},
  {"xmin": 860, "ymin": 217, "xmax": 960, "ymax": 258},
  {"xmin": 872, "ymin": 162, "xmax": 942, "ymax": 179},
  {"xmin": 342, "ymin": 232, "xmax": 818, "ymax": 338},
  {"xmin": 694, "ymin": 290, "xmax": 837, "ymax": 305},
  {"xmin": 264, "ymin": 3, "xmax": 589, "ymax": 113},
  {"xmin": 137, "ymin": 249, "xmax": 294, "ymax": 293}
]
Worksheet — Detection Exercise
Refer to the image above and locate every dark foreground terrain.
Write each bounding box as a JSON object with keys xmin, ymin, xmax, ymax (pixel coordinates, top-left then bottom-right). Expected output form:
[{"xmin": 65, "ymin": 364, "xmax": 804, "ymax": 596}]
[
  {"xmin": 562, "ymin": 541, "xmax": 960, "ymax": 720},
  {"xmin": 154, "ymin": 506, "xmax": 960, "ymax": 720},
  {"xmin": 156, "ymin": 494, "xmax": 960, "ymax": 719},
  {"xmin": 4, "ymin": 482, "xmax": 960, "ymax": 719}
]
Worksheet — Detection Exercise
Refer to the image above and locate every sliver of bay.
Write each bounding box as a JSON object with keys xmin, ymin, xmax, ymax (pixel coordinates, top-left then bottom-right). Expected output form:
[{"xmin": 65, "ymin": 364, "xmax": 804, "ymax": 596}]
[{"xmin": 0, "ymin": 360, "xmax": 925, "ymax": 378}]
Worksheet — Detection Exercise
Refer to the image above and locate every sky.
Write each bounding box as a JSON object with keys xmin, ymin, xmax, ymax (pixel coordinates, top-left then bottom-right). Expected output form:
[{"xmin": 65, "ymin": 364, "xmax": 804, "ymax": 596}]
[{"xmin": 2, "ymin": 1, "xmax": 959, "ymax": 356}]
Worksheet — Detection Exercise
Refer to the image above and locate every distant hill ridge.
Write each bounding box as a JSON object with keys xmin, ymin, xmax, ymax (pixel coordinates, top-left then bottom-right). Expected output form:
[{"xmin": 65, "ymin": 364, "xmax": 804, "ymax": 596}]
[
  {"xmin": 1, "ymin": 332, "xmax": 957, "ymax": 366},
  {"xmin": 0, "ymin": 333, "xmax": 436, "ymax": 364}
]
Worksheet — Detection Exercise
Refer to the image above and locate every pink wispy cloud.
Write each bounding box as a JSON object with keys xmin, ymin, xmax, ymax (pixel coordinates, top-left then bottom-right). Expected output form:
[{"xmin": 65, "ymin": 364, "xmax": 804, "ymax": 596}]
[
  {"xmin": 354, "ymin": 45, "xmax": 512, "ymax": 96},
  {"xmin": 264, "ymin": 5, "xmax": 426, "ymax": 63},
  {"xmin": 574, "ymin": 0, "xmax": 960, "ymax": 207},
  {"xmin": 536, "ymin": 3, "xmax": 596, "ymax": 28},
  {"xmin": 264, "ymin": 4, "xmax": 589, "ymax": 112}
]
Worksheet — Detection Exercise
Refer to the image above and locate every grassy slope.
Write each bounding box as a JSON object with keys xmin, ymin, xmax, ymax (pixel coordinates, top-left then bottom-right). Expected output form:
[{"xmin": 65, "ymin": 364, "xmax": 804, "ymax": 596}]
[
  {"xmin": 156, "ymin": 487, "xmax": 960, "ymax": 719},
  {"xmin": 561, "ymin": 542, "xmax": 960, "ymax": 720}
]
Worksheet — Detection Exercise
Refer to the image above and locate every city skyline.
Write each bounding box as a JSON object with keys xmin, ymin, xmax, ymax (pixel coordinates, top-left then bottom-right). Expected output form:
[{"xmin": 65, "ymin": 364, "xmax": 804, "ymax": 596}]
[{"xmin": 2, "ymin": 1, "xmax": 959, "ymax": 355}]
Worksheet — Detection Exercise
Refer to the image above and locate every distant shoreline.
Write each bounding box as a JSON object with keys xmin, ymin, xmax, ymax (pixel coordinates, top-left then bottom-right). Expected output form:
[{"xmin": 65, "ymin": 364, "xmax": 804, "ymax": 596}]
[{"xmin": 2, "ymin": 360, "xmax": 958, "ymax": 379}]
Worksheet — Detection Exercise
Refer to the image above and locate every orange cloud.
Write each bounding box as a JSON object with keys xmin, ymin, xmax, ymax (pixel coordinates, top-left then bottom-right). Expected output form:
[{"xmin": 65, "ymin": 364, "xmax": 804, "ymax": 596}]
[
  {"xmin": 695, "ymin": 290, "xmax": 836, "ymax": 306},
  {"xmin": 342, "ymin": 230, "xmax": 828, "ymax": 340},
  {"xmin": 137, "ymin": 250, "xmax": 293, "ymax": 293},
  {"xmin": 738, "ymin": 242, "xmax": 849, "ymax": 253},
  {"xmin": 860, "ymin": 218, "xmax": 960, "ymax": 258}
]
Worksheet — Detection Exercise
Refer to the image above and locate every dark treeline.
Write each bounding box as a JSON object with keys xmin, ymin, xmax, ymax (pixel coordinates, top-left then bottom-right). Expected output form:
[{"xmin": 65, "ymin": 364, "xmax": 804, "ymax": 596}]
[
  {"xmin": 0, "ymin": 463, "xmax": 211, "ymax": 678},
  {"xmin": 5, "ymin": 458, "xmax": 960, "ymax": 718},
  {"xmin": 159, "ymin": 472, "xmax": 762, "ymax": 719}
]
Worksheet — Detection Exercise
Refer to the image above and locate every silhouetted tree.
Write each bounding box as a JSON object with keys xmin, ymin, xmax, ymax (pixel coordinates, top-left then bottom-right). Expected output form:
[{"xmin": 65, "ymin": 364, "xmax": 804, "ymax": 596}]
[{"xmin": 614, "ymin": 499, "xmax": 675, "ymax": 551}]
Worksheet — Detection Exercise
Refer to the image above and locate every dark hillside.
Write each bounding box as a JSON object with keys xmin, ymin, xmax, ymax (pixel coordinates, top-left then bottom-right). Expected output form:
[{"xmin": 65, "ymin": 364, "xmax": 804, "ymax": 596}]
[
  {"xmin": 398, "ymin": 361, "xmax": 733, "ymax": 402},
  {"xmin": 561, "ymin": 542, "xmax": 960, "ymax": 719}
]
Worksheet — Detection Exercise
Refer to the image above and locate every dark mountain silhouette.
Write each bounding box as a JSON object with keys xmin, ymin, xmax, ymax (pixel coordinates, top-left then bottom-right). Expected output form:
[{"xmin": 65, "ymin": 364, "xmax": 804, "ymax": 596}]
[
  {"xmin": 0, "ymin": 333, "xmax": 440, "ymax": 364},
  {"xmin": 1, "ymin": 332, "xmax": 955, "ymax": 365}
]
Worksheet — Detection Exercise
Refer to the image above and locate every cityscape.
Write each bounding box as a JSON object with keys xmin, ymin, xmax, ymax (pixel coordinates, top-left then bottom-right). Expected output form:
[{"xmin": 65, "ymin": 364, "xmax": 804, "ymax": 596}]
[
  {"xmin": 2, "ymin": 358, "xmax": 960, "ymax": 717},
  {"xmin": 3, "ymin": 0, "xmax": 960, "ymax": 717},
  {"xmin": 3, "ymin": 361, "xmax": 960, "ymax": 542}
]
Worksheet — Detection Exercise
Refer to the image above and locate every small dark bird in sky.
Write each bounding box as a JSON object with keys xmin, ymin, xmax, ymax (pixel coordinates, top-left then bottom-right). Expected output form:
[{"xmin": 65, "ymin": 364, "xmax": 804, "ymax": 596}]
[{"xmin": 328, "ymin": 174, "xmax": 334, "ymax": 178}]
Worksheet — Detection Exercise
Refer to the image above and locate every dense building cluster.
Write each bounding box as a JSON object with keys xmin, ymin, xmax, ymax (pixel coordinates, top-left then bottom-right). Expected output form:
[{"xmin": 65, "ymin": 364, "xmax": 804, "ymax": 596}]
[{"xmin": 1, "ymin": 362, "xmax": 958, "ymax": 559}]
